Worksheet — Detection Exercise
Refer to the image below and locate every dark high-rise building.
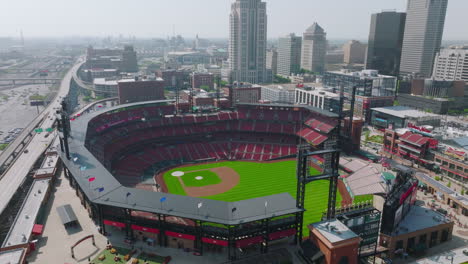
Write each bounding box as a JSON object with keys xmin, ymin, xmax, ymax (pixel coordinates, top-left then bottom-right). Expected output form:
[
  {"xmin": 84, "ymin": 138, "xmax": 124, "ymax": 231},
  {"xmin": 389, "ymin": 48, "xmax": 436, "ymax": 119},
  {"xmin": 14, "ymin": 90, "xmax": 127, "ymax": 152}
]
[
  {"xmin": 118, "ymin": 78, "xmax": 165, "ymax": 104},
  {"xmin": 399, "ymin": 0, "xmax": 448, "ymax": 77},
  {"xmin": 366, "ymin": 11, "xmax": 406, "ymax": 76},
  {"xmin": 121, "ymin": 45, "xmax": 138, "ymax": 72}
]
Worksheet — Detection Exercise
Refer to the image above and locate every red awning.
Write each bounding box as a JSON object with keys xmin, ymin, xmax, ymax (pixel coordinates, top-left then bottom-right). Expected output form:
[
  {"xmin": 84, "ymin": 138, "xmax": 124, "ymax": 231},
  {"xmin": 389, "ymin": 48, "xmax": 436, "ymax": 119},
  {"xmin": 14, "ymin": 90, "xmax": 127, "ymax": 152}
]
[
  {"xmin": 235, "ymin": 236, "xmax": 263, "ymax": 248},
  {"xmin": 131, "ymin": 225, "xmax": 159, "ymax": 234},
  {"xmin": 268, "ymin": 228, "xmax": 296, "ymax": 241},
  {"xmin": 32, "ymin": 224, "xmax": 44, "ymax": 235},
  {"xmin": 165, "ymin": 231, "xmax": 195, "ymax": 241},
  {"xmin": 202, "ymin": 237, "xmax": 229, "ymax": 247},
  {"xmin": 103, "ymin": 220, "xmax": 126, "ymax": 228}
]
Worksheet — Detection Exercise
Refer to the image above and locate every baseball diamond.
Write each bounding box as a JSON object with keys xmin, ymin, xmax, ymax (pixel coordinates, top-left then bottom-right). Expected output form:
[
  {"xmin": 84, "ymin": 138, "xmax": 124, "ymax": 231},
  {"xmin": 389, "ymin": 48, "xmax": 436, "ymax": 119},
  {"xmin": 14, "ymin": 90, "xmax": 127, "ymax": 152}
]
[{"xmin": 161, "ymin": 160, "xmax": 343, "ymax": 236}]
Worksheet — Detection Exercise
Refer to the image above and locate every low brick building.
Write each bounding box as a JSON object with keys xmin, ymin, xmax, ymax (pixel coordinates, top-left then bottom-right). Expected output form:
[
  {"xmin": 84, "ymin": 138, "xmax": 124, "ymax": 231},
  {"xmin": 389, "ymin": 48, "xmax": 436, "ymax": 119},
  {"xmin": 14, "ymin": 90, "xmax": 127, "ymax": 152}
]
[
  {"xmin": 191, "ymin": 72, "xmax": 214, "ymax": 90},
  {"xmin": 379, "ymin": 206, "xmax": 454, "ymax": 258},
  {"xmin": 156, "ymin": 69, "xmax": 190, "ymax": 89},
  {"xmin": 433, "ymin": 148, "xmax": 468, "ymax": 183},
  {"xmin": 305, "ymin": 219, "xmax": 361, "ymax": 264}
]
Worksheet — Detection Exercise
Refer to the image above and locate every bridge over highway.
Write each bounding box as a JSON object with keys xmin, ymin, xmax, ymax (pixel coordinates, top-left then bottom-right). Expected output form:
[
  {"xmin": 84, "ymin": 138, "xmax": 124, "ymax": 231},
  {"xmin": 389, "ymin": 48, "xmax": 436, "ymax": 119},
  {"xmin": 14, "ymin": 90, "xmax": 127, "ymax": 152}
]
[{"xmin": 0, "ymin": 78, "xmax": 61, "ymax": 86}]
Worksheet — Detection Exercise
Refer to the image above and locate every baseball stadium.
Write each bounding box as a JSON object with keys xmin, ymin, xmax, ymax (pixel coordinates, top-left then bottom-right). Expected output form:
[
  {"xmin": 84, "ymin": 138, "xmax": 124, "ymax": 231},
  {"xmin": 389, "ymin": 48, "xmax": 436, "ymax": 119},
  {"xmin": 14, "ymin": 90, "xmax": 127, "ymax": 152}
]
[{"xmin": 58, "ymin": 101, "xmax": 366, "ymax": 260}]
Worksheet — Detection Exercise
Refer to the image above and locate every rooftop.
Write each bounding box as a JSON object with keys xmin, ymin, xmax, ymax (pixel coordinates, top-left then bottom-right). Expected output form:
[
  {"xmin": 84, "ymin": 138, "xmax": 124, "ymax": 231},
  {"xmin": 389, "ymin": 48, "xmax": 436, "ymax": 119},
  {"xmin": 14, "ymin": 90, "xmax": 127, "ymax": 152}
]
[
  {"xmin": 93, "ymin": 78, "xmax": 118, "ymax": 86},
  {"xmin": 452, "ymin": 137, "xmax": 468, "ymax": 151},
  {"xmin": 295, "ymin": 86, "xmax": 339, "ymax": 98},
  {"xmin": 415, "ymin": 172, "xmax": 467, "ymax": 207},
  {"xmin": 167, "ymin": 51, "xmax": 203, "ymax": 56},
  {"xmin": 393, "ymin": 205, "xmax": 452, "ymax": 236},
  {"xmin": 371, "ymin": 106, "xmax": 440, "ymax": 119},
  {"xmin": 87, "ymin": 68, "xmax": 118, "ymax": 73},
  {"xmin": 310, "ymin": 219, "xmax": 359, "ymax": 243},
  {"xmin": 399, "ymin": 132, "xmax": 431, "ymax": 146},
  {"xmin": 117, "ymin": 77, "xmax": 163, "ymax": 83},
  {"xmin": 339, "ymin": 157, "xmax": 387, "ymax": 196},
  {"xmin": 0, "ymin": 247, "xmax": 26, "ymax": 264},
  {"xmin": 305, "ymin": 22, "xmax": 325, "ymax": 34},
  {"xmin": 263, "ymin": 83, "xmax": 299, "ymax": 91},
  {"xmin": 327, "ymin": 69, "xmax": 396, "ymax": 79},
  {"xmin": 2, "ymin": 178, "xmax": 50, "ymax": 247}
]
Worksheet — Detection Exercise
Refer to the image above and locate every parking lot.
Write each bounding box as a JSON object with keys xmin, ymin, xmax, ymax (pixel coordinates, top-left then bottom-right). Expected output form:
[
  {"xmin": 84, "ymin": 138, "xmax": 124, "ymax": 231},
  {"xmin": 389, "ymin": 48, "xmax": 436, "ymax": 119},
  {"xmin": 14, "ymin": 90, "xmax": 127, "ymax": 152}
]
[{"xmin": 0, "ymin": 83, "xmax": 54, "ymax": 152}]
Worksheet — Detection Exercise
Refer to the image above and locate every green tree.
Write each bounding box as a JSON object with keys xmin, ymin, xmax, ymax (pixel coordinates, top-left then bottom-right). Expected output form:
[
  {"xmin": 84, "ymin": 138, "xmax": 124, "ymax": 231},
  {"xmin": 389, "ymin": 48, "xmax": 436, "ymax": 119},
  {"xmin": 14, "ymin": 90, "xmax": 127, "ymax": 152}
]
[
  {"xmin": 199, "ymin": 85, "xmax": 210, "ymax": 91},
  {"xmin": 274, "ymin": 75, "xmax": 291, "ymax": 84},
  {"xmin": 300, "ymin": 68, "xmax": 314, "ymax": 74}
]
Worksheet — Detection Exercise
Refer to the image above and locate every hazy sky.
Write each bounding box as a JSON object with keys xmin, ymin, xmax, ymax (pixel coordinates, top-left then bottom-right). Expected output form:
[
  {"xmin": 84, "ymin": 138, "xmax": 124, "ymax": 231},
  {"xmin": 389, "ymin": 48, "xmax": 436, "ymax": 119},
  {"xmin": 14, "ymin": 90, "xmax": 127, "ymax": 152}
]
[{"xmin": 1, "ymin": 0, "xmax": 467, "ymax": 40}]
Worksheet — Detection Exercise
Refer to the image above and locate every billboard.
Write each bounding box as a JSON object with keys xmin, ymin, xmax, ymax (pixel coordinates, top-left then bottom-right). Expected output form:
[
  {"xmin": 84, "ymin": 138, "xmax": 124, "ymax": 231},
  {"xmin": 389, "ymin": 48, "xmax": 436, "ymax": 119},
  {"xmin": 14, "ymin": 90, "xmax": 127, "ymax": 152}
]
[
  {"xmin": 399, "ymin": 182, "xmax": 417, "ymax": 205},
  {"xmin": 393, "ymin": 205, "xmax": 403, "ymax": 229},
  {"xmin": 30, "ymin": 100, "xmax": 45, "ymax": 106}
]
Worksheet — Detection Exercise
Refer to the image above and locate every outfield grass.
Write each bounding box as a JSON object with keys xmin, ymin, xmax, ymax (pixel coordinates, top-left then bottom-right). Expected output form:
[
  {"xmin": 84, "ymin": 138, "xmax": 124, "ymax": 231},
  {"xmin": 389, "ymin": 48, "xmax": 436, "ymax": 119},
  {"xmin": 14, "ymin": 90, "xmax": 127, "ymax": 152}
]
[
  {"xmin": 163, "ymin": 160, "xmax": 369, "ymax": 236},
  {"xmin": 181, "ymin": 170, "xmax": 221, "ymax": 187}
]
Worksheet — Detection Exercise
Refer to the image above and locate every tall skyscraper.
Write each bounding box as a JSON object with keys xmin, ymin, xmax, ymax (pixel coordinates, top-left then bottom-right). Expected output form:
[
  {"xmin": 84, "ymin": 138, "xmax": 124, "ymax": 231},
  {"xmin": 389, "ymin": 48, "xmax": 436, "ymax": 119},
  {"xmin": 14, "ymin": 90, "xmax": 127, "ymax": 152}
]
[
  {"xmin": 433, "ymin": 45, "xmax": 468, "ymax": 82},
  {"xmin": 366, "ymin": 11, "xmax": 406, "ymax": 76},
  {"xmin": 399, "ymin": 0, "xmax": 448, "ymax": 77},
  {"xmin": 229, "ymin": 0, "xmax": 270, "ymax": 84},
  {"xmin": 300, "ymin": 23, "xmax": 327, "ymax": 73},
  {"xmin": 343, "ymin": 40, "xmax": 367, "ymax": 64},
  {"xmin": 277, "ymin": 33, "xmax": 302, "ymax": 76}
]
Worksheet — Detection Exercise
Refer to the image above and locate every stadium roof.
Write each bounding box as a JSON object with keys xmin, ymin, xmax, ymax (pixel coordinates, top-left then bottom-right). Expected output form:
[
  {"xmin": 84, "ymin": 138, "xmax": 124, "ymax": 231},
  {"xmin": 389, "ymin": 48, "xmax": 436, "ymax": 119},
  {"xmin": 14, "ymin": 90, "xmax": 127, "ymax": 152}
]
[
  {"xmin": 62, "ymin": 101, "xmax": 303, "ymax": 225},
  {"xmin": 237, "ymin": 103, "xmax": 339, "ymax": 118}
]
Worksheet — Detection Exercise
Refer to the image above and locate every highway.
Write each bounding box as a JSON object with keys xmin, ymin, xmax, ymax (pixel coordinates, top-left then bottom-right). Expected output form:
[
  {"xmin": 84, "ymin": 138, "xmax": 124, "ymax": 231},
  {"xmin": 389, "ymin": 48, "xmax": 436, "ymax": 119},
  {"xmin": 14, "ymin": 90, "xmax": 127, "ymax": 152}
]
[{"xmin": 0, "ymin": 60, "xmax": 83, "ymax": 215}]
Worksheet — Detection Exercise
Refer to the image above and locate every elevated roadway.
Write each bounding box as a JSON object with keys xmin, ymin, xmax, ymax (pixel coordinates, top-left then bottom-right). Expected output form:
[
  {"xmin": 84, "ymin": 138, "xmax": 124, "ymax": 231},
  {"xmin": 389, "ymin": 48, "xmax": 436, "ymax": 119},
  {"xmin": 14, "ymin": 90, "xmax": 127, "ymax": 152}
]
[{"xmin": 0, "ymin": 60, "xmax": 84, "ymax": 215}]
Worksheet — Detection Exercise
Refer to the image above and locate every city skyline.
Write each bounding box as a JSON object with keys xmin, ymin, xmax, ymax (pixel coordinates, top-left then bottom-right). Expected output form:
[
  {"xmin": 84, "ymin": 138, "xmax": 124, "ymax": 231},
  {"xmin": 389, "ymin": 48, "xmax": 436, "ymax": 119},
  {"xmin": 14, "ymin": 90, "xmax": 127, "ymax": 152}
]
[{"xmin": 1, "ymin": 0, "xmax": 467, "ymax": 41}]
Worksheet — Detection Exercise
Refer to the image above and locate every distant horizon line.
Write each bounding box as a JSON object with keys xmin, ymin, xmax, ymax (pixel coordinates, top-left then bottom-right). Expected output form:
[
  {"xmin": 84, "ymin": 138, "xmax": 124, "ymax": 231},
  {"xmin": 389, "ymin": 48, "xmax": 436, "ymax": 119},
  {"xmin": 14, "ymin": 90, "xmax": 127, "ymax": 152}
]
[{"xmin": 0, "ymin": 35, "xmax": 466, "ymax": 43}]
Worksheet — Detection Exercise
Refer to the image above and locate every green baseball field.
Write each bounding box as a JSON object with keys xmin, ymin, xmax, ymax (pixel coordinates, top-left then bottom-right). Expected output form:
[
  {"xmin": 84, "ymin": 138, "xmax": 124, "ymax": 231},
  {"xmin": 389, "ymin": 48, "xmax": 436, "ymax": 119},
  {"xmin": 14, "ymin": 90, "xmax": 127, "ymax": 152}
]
[{"xmin": 163, "ymin": 160, "xmax": 371, "ymax": 236}]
